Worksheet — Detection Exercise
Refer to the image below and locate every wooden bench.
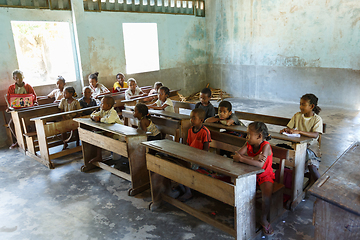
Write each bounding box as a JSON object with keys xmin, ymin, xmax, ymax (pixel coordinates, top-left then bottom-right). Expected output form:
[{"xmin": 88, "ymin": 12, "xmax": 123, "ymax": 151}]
[
  {"xmin": 309, "ymin": 142, "xmax": 360, "ymax": 240},
  {"xmin": 208, "ymin": 129, "xmax": 287, "ymax": 222},
  {"xmin": 121, "ymin": 89, "xmax": 181, "ymax": 105},
  {"xmin": 97, "ymin": 86, "xmax": 153, "ymax": 108},
  {"xmin": 142, "ymin": 139, "xmax": 264, "ymax": 239},
  {"xmin": 122, "ymin": 109, "xmax": 181, "ymax": 142},
  {"xmin": 27, "ymin": 106, "xmax": 99, "ymax": 169},
  {"xmin": 74, "ymin": 117, "xmax": 150, "ymax": 196}
]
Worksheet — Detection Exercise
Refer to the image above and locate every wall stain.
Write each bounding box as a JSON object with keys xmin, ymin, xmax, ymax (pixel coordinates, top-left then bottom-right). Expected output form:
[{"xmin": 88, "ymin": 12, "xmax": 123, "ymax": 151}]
[
  {"xmin": 351, "ymin": 17, "xmax": 360, "ymax": 28},
  {"xmin": 274, "ymin": 55, "xmax": 321, "ymax": 67}
]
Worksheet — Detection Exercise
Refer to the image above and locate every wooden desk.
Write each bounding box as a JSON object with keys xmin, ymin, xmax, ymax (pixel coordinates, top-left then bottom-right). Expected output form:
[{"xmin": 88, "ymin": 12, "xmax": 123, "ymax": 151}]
[
  {"xmin": 309, "ymin": 142, "xmax": 360, "ymax": 240},
  {"xmin": 74, "ymin": 118, "xmax": 150, "ymax": 196},
  {"xmin": 142, "ymin": 139, "xmax": 263, "ymax": 239},
  {"xmin": 204, "ymin": 122, "xmax": 313, "ymax": 210},
  {"xmin": 10, "ymin": 103, "xmax": 60, "ymax": 153},
  {"xmin": 126, "ymin": 106, "xmax": 191, "ymax": 144}
]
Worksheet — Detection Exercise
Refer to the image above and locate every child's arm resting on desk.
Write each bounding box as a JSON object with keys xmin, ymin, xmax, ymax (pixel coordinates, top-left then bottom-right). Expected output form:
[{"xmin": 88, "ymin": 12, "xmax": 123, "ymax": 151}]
[
  {"xmin": 204, "ymin": 116, "xmax": 220, "ymax": 123},
  {"xmin": 280, "ymin": 127, "xmax": 320, "ymax": 138},
  {"xmin": 147, "ymin": 100, "xmax": 168, "ymax": 110},
  {"xmin": 233, "ymin": 144, "xmax": 270, "ymax": 168}
]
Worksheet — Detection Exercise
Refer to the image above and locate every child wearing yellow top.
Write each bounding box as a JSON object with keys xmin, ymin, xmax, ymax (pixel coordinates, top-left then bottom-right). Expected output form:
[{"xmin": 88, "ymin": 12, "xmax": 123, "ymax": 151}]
[{"xmin": 113, "ymin": 72, "xmax": 128, "ymax": 92}]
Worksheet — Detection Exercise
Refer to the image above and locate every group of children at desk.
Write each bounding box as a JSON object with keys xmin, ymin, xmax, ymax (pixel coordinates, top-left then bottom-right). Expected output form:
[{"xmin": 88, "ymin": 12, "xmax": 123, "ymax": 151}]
[
  {"xmin": 6, "ymin": 69, "xmax": 167, "ymax": 149},
  {"xmin": 81, "ymin": 85, "xmax": 323, "ymax": 236}
]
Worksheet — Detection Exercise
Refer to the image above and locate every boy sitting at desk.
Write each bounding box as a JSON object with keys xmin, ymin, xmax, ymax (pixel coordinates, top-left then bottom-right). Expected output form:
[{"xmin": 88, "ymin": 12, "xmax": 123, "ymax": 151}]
[
  {"xmin": 178, "ymin": 108, "xmax": 212, "ymax": 201},
  {"xmin": 88, "ymin": 96, "xmax": 122, "ymax": 164},
  {"xmin": 205, "ymin": 100, "xmax": 244, "ymax": 126}
]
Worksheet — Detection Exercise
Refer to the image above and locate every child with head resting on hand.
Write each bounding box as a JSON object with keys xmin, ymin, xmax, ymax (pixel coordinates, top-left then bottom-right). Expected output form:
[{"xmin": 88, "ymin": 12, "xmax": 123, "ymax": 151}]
[
  {"xmin": 48, "ymin": 76, "xmax": 66, "ymax": 102},
  {"xmin": 280, "ymin": 93, "xmax": 323, "ymax": 181},
  {"xmin": 205, "ymin": 100, "xmax": 244, "ymax": 126},
  {"xmin": 147, "ymin": 86, "xmax": 174, "ymax": 112},
  {"xmin": 233, "ymin": 121, "xmax": 275, "ymax": 236},
  {"xmin": 195, "ymin": 87, "xmax": 216, "ymax": 120}
]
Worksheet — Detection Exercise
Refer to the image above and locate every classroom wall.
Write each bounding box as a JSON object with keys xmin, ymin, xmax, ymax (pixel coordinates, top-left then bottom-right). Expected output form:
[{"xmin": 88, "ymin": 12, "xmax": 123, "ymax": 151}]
[
  {"xmin": 0, "ymin": 3, "xmax": 206, "ymax": 147},
  {"xmin": 205, "ymin": 0, "xmax": 360, "ymax": 109}
]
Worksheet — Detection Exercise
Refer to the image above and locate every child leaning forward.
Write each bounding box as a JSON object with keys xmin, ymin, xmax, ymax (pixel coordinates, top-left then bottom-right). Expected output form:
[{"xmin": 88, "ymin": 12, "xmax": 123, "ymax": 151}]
[{"xmin": 233, "ymin": 121, "xmax": 275, "ymax": 236}]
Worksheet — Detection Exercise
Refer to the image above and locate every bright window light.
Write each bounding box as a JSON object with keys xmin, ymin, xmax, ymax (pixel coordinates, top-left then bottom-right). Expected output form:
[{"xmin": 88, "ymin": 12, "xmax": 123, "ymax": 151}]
[
  {"xmin": 123, "ymin": 23, "xmax": 160, "ymax": 74},
  {"xmin": 11, "ymin": 21, "xmax": 77, "ymax": 86}
]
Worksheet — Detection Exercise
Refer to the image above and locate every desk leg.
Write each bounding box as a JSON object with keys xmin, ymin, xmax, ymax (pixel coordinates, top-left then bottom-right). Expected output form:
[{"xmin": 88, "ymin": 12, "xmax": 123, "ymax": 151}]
[
  {"xmin": 11, "ymin": 111, "xmax": 25, "ymax": 153},
  {"xmin": 235, "ymin": 174, "xmax": 257, "ymax": 240},
  {"xmin": 127, "ymin": 136, "xmax": 150, "ymax": 196},
  {"xmin": 180, "ymin": 119, "xmax": 191, "ymax": 144},
  {"xmin": 80, "ymin": 141, "xmax": 98, "ymax": 172},
  {"xmin": 291, "ymin": 142, "xmax": 307, "ymax": 211}
]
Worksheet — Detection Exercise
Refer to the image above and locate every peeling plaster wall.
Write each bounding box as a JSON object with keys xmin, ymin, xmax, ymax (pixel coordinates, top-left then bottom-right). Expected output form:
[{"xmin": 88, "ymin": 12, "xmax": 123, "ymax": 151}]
[{"xmin": 206, "ymin": 0, "xmax": 360, "ymax": 108}]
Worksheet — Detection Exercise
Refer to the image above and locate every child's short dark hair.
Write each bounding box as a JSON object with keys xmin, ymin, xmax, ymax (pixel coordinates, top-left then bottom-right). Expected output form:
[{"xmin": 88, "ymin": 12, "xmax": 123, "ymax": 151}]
[
  {"xmin": 192, "ymin": 108, "xmax": 206, "ymax": 121},
  {"xmin": 219, "ymin": 100, "xmax": 232, "ymax": 112},
  {"xmin": 64, "ymin": 86, "xmax": 77, "ymax": 97},
  {"xmin": 88, "ymin": 72, "xmax": 99, "ymax": 81},
  {"xmin": 103, "ymin": 96, "xmax": 115, "ymax": 107},
  {"xmin": 301, "ymin": 93, "xmax": 321, "ymax": 115},
  {"xmin": 12, "ymin": 69, "xmax": 24, "ymax": 78},
  {"xmin": 116, "ymin": 72, "xmax": 124, "ymax": 78},
  {"xmin": 154, "ymin": 82, "xmax": 163, "ymax": 88},
  {"xmin": 57, "ymin": 75, "xmax": 65, "ymax": 84},
  {"xmin": 159, "ymin": 86, "xmax": 170, "ymax": 96},
  {"xmin": 201, "ymin": 88, "xmax": 212, "ymax": 98},
  {"xmin": 135, "ymin": 103, "xmax": 150, "ymax": 119},
  {"xmin": 248, "ymin": 121, "xmax": 271, "ymax": 141}
]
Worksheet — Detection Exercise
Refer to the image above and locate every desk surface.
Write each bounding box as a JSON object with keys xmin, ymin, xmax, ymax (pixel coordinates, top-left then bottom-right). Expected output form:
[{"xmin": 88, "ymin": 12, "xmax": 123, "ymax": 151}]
[
  {"xmin": 309, "ymin": 142, "xmax": 360, "ymax": 216},
  {"xmin": 142, "ymin": 139, "xmax": 263, "ymax": 178},
  {"xmin": 126, "ymin": 106, "xmax": 190, "ymax": 120},
  {"xmin": 204, "ymin": 122, "xmax": 312, "ymax": 144},
  {"xmin": 74, "ymin": 118, "xmax": 150, "ymax": 137}
]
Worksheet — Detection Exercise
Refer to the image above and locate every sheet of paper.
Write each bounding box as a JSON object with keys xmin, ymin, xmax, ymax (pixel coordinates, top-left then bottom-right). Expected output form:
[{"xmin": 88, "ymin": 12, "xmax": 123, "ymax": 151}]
[{"xmin": 282, "ymin": 132, "xmax": 301, "ymax": 137}]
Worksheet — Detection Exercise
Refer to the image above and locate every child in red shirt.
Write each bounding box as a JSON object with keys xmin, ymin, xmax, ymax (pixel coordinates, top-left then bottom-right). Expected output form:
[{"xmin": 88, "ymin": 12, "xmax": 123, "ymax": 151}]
[
  {"xmin": 233, "ymin": 121, "xmax": 275, "ymax": 236},
  {"xmin": 177, "ymin": 108, "xmax": 211, "ymax": 202}
]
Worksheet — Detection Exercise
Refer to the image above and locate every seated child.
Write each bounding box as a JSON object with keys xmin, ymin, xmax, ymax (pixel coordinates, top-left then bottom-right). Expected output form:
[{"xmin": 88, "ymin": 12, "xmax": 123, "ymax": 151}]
[
  {"xmin": 205, "ymin": 100, "xmax": 244, "ymax": 126},
  {"xmin": 148, "ymin": 82, "xmax": 163, "ymax": 95},
  {"xmin": 90, "ymin": 96, "xmax": 122, "ymax": 124},
  {"xmin": 89, "ymin": 96, "xmax": 122, "ymax": 164},
  {"xmin": 147, "ymin": 86, "xmax": 174, "ymax": 112},
  {"xmin": 195, "ymin": 87, "xmax": 216, "ymax": 120},
  {"xmin": 280, "ymin": 93, "xmax": 323, "ymax": 181},
  {"xmin": 79, "ymin": 86, "xmax": 98, "ymax": 115},
  {"xmin": 7, "ymin": 69, "xmax": 37, "ymax": 149},
  {"xmin": 47, "ymin": 76, "xmax": 65, "ymax": 102},
  {"xmin": 233, "ymin": 121, "xmax": 274, "ymax": 236},
  {"xmin": 133, "ymin": 103, "xmax": 161, "ymax": 141},
  {"xmin": 125, "ymin": 78, "xmax": 145, "ymax": 100},
  {"xmin": 58, "ymin": 86, "xmax": 81, "ymax": 149},
  {"xmin": 88, "ymin": 72, "xmax": 110, "ymax": 99},
  {"xmin": 113, "ymin": 72, "xmax": 128, "ymax": 93},
  {"xmin": 178, "ymin": 108, "xmax": 211, "ymax": 202}
]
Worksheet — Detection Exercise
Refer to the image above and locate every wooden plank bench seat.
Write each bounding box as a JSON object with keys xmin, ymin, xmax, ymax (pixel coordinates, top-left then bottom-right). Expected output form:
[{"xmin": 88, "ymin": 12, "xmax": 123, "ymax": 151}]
[
  {"xmin": 27, "ymin": 106, "xmax": 99, "ymax": 169},
  {"xmin": 74, "ymin": 117, "xmax": 150, "ymax": 196}
]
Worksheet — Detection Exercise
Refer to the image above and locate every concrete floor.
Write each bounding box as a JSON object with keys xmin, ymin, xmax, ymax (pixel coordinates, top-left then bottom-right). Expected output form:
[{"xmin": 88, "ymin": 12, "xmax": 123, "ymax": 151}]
[{"xmin": 1, "ymin": 98, "xmax": 360, "ymax": 240}]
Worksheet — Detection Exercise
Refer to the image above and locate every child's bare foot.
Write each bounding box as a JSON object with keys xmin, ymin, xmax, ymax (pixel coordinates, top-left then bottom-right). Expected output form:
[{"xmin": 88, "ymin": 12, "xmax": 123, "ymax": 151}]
[
  {"xmin": 177, "ymin": 186, "xmax": 192, "ymax": 202},
  {"xmin": 261, "ymin": 220, "xmax": 274, "ymax": 236}
]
